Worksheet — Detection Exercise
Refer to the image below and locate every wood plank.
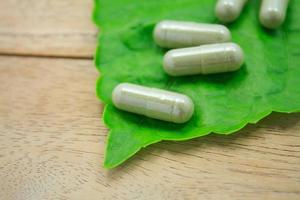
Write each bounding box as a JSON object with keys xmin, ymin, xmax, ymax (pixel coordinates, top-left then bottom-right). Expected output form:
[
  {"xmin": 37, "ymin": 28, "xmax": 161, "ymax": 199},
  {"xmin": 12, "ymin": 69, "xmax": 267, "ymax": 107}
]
[
  {"xmin": 0, "ymin": 56, "xmax": 299, "ymax": 199},
  {"xmin": 0, "ymin": 0, "xmax": 97, "ymax": 58}
]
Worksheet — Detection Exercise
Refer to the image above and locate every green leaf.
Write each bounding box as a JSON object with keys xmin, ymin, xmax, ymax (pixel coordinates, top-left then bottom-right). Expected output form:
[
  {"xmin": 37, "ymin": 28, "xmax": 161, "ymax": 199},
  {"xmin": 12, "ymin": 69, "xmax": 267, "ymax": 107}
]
[{"xmin": 93, "ymin": 0, "xmax": 300, "ymax": 168}]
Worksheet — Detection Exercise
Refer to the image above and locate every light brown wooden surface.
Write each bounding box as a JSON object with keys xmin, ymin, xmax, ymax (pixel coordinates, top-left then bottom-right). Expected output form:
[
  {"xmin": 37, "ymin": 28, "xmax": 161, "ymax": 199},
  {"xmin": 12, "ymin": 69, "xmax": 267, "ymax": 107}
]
[
  {"xmin": 0, "ymin": 0, "xmax": 97, "ymax": 58},
  {"xmin": 0, "ymin": 1, "xmax": 299, "ymax": 200},
  {"xmin": 0, "ymin": 56, "xmax": 299, "ymax": 200}
]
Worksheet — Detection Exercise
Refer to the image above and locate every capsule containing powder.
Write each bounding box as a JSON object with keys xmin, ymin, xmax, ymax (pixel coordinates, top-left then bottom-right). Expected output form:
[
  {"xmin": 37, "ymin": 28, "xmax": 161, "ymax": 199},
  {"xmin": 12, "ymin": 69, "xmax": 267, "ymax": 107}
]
[
  {"xmin": 163, "ymin": 43, "xmax": 244, "ymax": 76},
  {"xmin": 153, "ymin": 20, "xmax": 231, "ymax": 48},
  {"xmin": 112, "ymin": 83, "xmax": 194, "ymax": 123},
  {"xmin": 215, "ymin": 0, "xmax": 248, "ymax": 23},
  {"xmin": 259, "ymin": 0, "xmax": 289, "ymax": 29}
]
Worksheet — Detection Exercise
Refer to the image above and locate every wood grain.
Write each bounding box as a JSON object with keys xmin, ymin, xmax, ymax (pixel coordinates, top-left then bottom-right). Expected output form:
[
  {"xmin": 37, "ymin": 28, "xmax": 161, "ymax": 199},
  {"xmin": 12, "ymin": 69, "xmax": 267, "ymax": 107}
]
[
  {"xmin": 0, "ymin": 0, "xmax": 97, "ymax": 58},
  {"xmin": 0, "ymin": 56, "xmax": 299, "ymax": 200}
]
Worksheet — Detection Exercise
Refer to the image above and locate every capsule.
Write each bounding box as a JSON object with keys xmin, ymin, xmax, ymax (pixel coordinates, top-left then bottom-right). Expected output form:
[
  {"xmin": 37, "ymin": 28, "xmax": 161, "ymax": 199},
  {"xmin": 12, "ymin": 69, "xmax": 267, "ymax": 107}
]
[
  {"xmin": 259, "ymin": 0, "xmax": 289, "ymax": 29},
  {"xmin": 112, "ymin": 83, "xmax": 194, "ymax": 123},
  {"xmin": 163, "ymin": 43, "xmax": 244, "ymax": 76},
  {"xmin": 215, "ymin": 0, "xmax": 248, "ymax": 23},
  {"xmin": 153, "ymin": 20, "xmax": 231, "ymax": 48}
]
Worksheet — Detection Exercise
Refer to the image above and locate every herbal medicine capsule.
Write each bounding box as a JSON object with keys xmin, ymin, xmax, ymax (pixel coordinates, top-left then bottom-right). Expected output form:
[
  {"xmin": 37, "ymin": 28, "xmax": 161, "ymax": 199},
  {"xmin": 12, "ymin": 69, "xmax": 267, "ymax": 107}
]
[
  {"xmin": 153, "ymin": 20, "xmax": 231, "ymax": 48},
  {"xmin": 163, "ymin": 43, "xmax": 244, "ymax": 76},
  {"xmin": 259, "ymin": 0, "xmax": 289, "ymax": 29},
  {"xmin": 215, "ymin": 0, "xmax": 248, "ymax": 23},
  {"xmin": 112, "ymin": 83, "xmax": 194, "ymax": 123}
]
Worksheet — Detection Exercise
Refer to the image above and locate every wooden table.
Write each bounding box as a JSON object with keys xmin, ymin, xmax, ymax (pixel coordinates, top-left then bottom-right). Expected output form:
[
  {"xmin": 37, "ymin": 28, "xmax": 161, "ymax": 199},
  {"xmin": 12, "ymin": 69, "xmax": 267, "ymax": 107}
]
[{"xmin": 0, "ymin": 1, "xmax": 299, "ymax": 199}]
